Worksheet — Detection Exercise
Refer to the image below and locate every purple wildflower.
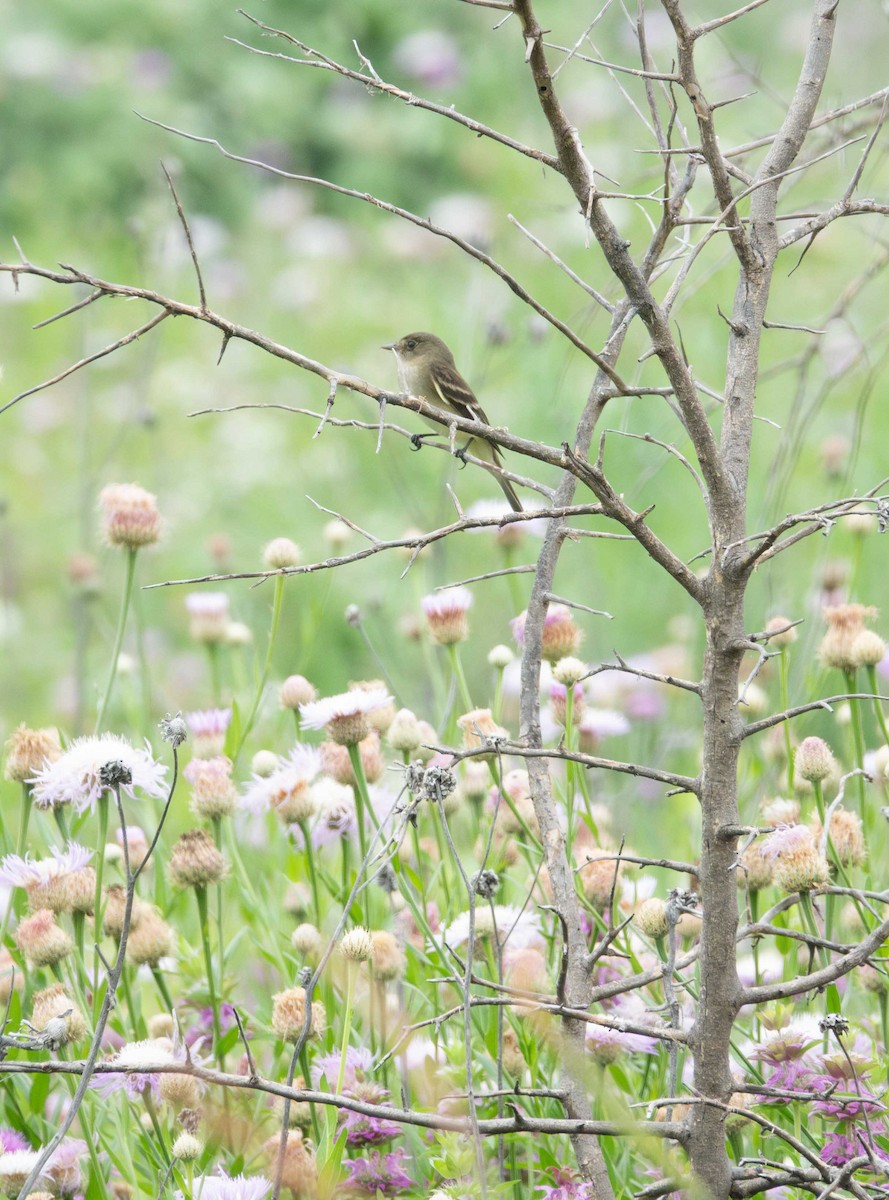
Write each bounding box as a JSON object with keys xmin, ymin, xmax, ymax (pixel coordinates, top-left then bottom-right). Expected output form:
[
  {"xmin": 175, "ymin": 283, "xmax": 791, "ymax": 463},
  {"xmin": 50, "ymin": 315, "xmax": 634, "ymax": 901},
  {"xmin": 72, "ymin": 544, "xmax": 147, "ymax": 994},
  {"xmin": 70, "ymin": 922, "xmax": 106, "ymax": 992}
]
[
  {"xmin": 183, "ymin": 1002, "xmax": 241, "ymax": 1048},
  {"xmin": 341, "ymin": 1108, "xmax": 403, "ymax": 1147},
  {"xmin": 343, "ymin": 1148, "xmax": 412, "ymax": 1194},
  {"xmin": 0, "ymin": 1130, "xmax": 27, "ymax": 1153},
  {"xmin": 311, "ymin": 1046, "xmax": 374, "ymax": 1090},
  {"xmin": 538, "ymin": 1167, "xmax": 597, "ymax": 1200}
]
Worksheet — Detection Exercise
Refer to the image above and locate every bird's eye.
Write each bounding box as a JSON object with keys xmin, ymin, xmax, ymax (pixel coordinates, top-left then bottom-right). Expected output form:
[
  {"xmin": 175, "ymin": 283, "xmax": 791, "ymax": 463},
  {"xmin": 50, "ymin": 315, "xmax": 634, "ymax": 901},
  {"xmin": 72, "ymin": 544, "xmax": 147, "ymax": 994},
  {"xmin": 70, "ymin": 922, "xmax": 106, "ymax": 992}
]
[{"xmin": 406, "ymin": 339, "xmax": 417, "ymax": 351}]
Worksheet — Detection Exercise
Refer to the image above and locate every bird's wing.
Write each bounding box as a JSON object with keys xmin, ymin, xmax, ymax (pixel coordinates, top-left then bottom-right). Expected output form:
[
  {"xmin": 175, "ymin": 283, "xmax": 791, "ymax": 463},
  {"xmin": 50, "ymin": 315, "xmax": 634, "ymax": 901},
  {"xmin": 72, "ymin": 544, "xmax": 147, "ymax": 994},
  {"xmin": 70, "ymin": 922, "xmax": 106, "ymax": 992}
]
[{"xmin": 429, "ymin": 360, "xmax": 491, "ymax": 425}]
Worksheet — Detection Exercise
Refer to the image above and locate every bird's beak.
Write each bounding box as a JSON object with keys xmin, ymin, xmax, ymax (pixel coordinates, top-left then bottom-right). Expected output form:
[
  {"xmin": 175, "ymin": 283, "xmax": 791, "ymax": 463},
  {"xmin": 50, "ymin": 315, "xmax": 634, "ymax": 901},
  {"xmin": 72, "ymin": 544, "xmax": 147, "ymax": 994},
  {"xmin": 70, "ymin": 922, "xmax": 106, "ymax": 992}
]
[{"xmin": 381, "ymin": 342, "xmax": 397, "ymax": 351}]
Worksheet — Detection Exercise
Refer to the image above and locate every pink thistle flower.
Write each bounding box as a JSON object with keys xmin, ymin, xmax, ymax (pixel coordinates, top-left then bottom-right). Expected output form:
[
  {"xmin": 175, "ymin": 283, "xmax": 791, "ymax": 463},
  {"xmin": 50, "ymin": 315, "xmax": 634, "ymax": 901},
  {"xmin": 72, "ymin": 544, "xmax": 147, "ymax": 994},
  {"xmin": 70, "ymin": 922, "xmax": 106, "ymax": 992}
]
[
  {"xmin": 185, "ymin": 708, "xmax": 232, "ymax": 758},
  {"xmin": 91, "ymin": 1037, "xmax": 195, "ymax": 1101},
  {"xmin": 421, "ymin": 586, "xmax": 472, "ymax": 646},
  {"xmin": 29, "ymin": 734, "xmax": 167, "ymax": 814}
]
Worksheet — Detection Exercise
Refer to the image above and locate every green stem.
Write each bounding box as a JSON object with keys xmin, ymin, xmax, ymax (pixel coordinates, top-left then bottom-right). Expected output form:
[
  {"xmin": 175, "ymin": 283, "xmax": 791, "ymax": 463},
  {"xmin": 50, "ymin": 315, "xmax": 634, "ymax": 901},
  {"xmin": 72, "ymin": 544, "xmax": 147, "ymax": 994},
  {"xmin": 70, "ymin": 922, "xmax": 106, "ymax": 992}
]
[
  {"xmin": 447, "ymin": 643, "xmax": 474, "ymax": 713},
  {"xmin": 16, "ymin": 783, "xmax": 32, "ymax": 858},
  {"xmin": 195, "ymin": 886, "xmax": 222, "ymax": 1062},
  {"xmin": 492, "ymin": 665, "xmax": 505, "ymax": 724},
  {"xmin": 236, "ymin": 575, "xmax": 286, "ymax": 757},
  {"xmin": 211, "ymin": 817, "xmax": 227, "ymax": 1067},
  {"xmin": 300, "ymin": 1045, "xmax": 321, "ymax": 1143},
  {"xmin": 867, "ymin": 664, "xmax": 889, "ymax": 747},
  {"xmin": 96, "ymin": 547, "xmax": 138, "ymax": 731},
  {"xmin": 206, "ymin": 642, "xmax": 222, "ymax": 705},
  {"xmin": 843, "ymin": 669, "xmax": 869, "ymax": 836},
  {"xmin": 152, "ymin": 966, "xmax": 175, "ymax": 1013},
  {"xmin": 347, "ymin": 743, "xmax": 373, "ymax": 927},
  {"xmin": 779, "ymin": 649, "xmax": 795, "ymax": 792},
  {"xmin": 298, "ymin": 820, "xmax": 322, "ymax": 926},
  {"xmin": 335, "ymin": 962, "xmax": 357, "ymax": 1094},
  {"xmin": 92, "ymin": 793, "xmax": 110, "ymax": 1004}
]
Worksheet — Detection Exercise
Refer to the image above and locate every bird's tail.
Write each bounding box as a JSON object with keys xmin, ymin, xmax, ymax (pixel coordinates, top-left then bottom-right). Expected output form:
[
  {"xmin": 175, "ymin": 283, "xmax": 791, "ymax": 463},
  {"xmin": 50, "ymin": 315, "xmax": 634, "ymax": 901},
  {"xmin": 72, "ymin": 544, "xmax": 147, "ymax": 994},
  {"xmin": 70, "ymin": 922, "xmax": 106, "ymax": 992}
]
[{"xmin": 498, "ymin": 473, "xmax": 523, "ymax": 512}]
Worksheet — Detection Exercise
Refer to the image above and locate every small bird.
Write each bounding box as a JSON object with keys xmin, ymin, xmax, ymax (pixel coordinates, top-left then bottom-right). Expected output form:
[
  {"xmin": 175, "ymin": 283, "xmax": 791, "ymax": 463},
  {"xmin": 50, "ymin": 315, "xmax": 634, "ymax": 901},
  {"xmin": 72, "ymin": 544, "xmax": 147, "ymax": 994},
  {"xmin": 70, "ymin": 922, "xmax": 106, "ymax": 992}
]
[{"xmin": 382, "ymin": 331, "xmax": 522, "ymax": 512}]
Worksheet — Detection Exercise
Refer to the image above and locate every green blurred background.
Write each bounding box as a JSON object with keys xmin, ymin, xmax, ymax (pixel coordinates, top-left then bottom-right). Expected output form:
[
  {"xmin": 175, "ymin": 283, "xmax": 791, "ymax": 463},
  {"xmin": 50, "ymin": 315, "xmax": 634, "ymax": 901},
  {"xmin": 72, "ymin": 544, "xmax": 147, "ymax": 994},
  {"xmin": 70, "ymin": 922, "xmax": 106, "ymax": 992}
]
[{"xmin": 2, "ymin": 0, "xmax": 887, "ymax": 811}]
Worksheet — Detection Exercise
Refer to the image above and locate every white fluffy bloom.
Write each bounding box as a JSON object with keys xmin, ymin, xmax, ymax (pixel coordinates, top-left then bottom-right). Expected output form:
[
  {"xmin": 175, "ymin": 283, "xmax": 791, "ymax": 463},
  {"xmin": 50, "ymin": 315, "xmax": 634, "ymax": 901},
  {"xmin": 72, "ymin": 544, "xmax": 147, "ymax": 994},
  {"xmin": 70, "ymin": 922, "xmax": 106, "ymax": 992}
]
[
  {"xmin": 29, "ymin": 735, "xmax": 167, "ymax": 813},
  {"xmin": 240, "ymin": 744, "xmax": 321, "ymax": 815},
  {"xmin": 175, "ymin": 1173, "xmax": 271, "ymax": 1200},
  {"xmin": 440, "ymin": 905, "xmax": 544, "ymax": 955},
  {"xmin": 299, "ymin": 689, "xmax": 392, "ymax": 732},
  {"xmin": 0, "ymin": 841, "xmax": 92, "ymax": 889}
]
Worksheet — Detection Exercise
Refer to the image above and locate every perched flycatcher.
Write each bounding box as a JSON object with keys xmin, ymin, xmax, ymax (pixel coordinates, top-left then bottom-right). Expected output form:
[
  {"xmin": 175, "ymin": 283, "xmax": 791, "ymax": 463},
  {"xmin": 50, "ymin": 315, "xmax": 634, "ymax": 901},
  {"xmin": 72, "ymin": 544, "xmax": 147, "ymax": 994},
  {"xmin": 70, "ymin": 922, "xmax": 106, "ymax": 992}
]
[{"xmin": 383, "ymin": 331, "xmax": 522, "ymax": 512}]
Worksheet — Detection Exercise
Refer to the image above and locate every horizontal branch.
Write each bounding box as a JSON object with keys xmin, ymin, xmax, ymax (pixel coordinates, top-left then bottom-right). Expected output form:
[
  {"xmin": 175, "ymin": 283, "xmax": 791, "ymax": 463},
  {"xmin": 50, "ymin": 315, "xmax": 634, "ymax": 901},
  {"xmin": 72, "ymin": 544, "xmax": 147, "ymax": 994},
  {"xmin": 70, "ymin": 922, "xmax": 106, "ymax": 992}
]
[
  {"xmin": 741, "ymin": 693, "xmax": 889, "ymax": 739},
  {"xmin": 583, "ymin": 654, "xmax": 702, "ymax": 697},
  {"xmin": 232, "ymin": 13, "xmax": 560, "ymax": 171},
  {"xmin": 0, "ymin": 1059, "xmax": 685, "ymax": 1140},
  {"xmin": 741, "ymin": 910, "xmax": 889, "ymax": 1006},
  {"xmin": 135, "ymin": 113, "xmax": 631, "ymax": 389},
  {"xmin": 143, "ymin": 503, "xmax": 605, "ymax": 590}
]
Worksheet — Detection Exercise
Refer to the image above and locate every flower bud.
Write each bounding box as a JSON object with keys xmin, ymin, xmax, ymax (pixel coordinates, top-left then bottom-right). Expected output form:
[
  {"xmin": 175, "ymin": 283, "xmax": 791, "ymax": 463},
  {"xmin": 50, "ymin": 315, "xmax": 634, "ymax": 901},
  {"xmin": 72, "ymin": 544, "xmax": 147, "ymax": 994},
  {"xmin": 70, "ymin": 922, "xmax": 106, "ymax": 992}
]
[
  {"xmin": 487, "ymin": 644, "xmax": 514, "ymax": 670},
  {"xmin": 172, "ymin": 1132, "xmax": 203, "ymax": 1161},
  {"xmin": 263, "ymin": 537, "xmax": 301, "ymax": 569},
  {"xmin": 422, "ymin": 587, "xmax": 472, "ymax": 646},
  {"xmin": 796, "ymin": 737, "xmax": 836, "ymax": 783},
  {"xmin": 100, "ymin": 482, "xmax": 162, "ymax": 549},
  {"xmin": 291, "ymin": 923, "xmax": 323, "ymax": 959},
  {"xmin": 368, "ymin": 930, "xmax": 406, "ymax": 982},
  {"xmin": 851, "ymin": 629, "xmax": 886, "ymax": 669},
  {"xmin": 765, "ymin": 615, "xmax": 797, "ymax": 647},
  {"xmin": 552, "ymin": 656, "xmax": 588, "ymax": 686},
  {"xmin": 386, "ymin": 708, "xmax": 423, "ymax": 753},
  {"xmin": 340, "ymin": 927, "xmax": 373, "ymax": 963},
  {"xmin": 635, "ymin": 897, "xmax": 670, "ymax": 939}
]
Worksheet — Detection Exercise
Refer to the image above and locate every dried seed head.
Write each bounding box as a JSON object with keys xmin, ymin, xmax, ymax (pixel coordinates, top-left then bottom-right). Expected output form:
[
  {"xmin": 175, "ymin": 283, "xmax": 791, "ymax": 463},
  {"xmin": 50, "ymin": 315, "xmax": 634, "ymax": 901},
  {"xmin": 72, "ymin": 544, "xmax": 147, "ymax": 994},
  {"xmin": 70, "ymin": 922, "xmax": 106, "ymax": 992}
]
[
  {"xmin": 368, "ymin": 930, "xmax": 406, "ymax": 982},
  {"xmin": 811, "ymin": 806, "xmax": 866, "ymax": 868},
  {"xmin": 320, "ymin": 733, "xmax": 384, "ymax": 786},
  {"xmin": 159, "ymin": 712, "xmax": 188, "ymax": 748},
  {"xmin": 4, "ymin": 724, "xmax": 62, "ymax": 783},
  {"xmin": 737, "ymin": 843, "xmax": 774, "ymax": 892},
  {"xmin": 764, "ymin": 616, "xmax": 798, "ymax": 648},
  {"xmin": 126, "ymin": 909, "xmax": 176, "ymax": 967},
  {"xmin": 271, "ymin": 987, "xmax": 326, "ymax": 1043},
  {"xmin": 763, "ymin": 825, "xmax": 830, "ymax": 893},
  {"xmin": 819, "ymin": 604, "xmax": 878, "ymax": 671},
  {"xmin": 14, "ymin": 909, "xmax": 73, "ymax": 967},
  {"xmin": 167, "ymin": 829, "xmax": 227, "ymax": 889},
  {"xmin": 31, "ymin": 983, "xmax": 88, "ymax": 1046},
  {"xmin": 158, "ymin": 1071, "xmax": 201, "ymax": 1111},
  {"xmin": 261, "ymin": 1130, "xmax": 318, "ymax": 1196}
]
